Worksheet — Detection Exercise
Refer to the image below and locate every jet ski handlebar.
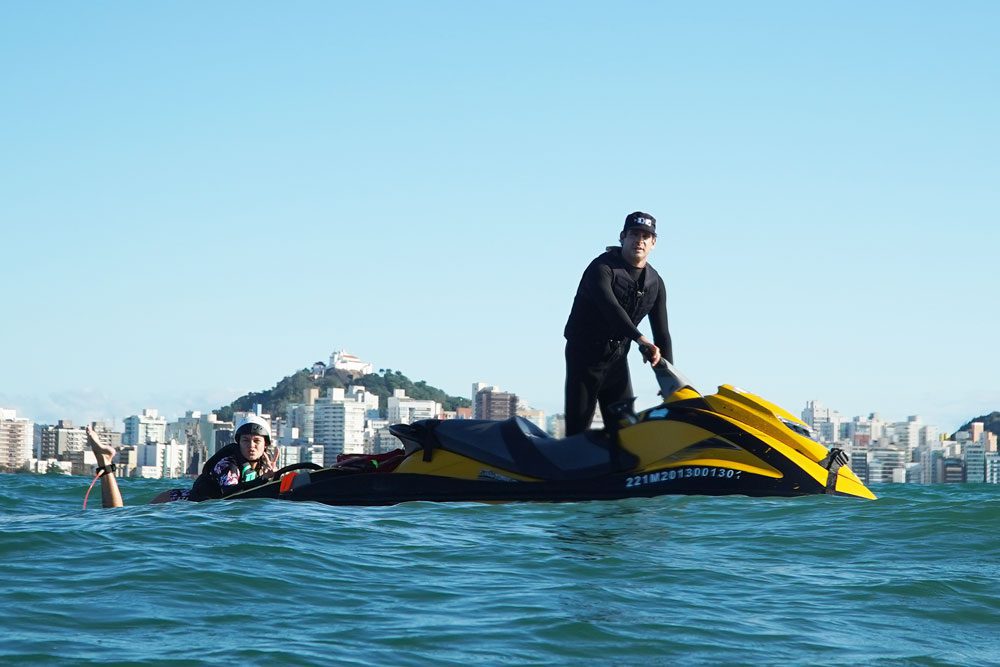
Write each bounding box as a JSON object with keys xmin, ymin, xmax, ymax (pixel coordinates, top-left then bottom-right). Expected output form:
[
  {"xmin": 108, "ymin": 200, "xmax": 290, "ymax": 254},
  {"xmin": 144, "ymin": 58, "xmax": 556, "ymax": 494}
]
[{"xmin": 639, "ymin": 344, "xmax": 695, "ymax": 398}]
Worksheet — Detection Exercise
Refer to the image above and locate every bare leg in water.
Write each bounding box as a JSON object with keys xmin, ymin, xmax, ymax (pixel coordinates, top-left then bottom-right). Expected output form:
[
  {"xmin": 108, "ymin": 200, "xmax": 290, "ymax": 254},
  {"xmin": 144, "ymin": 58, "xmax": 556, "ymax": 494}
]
[{"xmin": 86, "ymin": 425, "xmax": 123, "ymax": 508}]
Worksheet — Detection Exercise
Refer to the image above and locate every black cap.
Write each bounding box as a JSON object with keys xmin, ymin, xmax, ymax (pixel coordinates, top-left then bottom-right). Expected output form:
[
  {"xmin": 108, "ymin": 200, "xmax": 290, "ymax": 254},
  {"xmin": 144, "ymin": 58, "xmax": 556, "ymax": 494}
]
[{"xmin": 622, "ymin": 211, "xmax": 656, "ymax": 237}]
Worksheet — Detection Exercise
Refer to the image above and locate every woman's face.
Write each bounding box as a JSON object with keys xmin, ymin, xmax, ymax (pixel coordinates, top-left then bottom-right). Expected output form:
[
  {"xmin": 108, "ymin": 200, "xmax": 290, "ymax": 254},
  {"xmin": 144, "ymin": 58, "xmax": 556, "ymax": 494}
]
[{"xmin": 239, "ymin": 434, "xmax": 268, "ymax": 462}]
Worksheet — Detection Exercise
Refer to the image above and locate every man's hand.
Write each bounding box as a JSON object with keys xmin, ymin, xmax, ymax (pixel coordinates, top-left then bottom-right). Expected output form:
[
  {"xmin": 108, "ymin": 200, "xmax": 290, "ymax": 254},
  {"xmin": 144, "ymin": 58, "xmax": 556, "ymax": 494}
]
[{"xmin": 637, "ymin": 337, "xmax": 661, "ymax": 365}]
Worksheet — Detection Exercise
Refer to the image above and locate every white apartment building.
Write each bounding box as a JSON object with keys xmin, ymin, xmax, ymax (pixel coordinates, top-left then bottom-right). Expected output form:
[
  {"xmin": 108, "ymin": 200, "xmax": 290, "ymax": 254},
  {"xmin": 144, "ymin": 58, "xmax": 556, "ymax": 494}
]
[
  {"xmin": 0, "ymin": 408, "xmax": 33, "ymax": 470},
  {"xmin": 985, "ymin": 453, "xmax": 1000, "ymax": 484},
  {"xmin": 802, "ymin": 400, "xmax": 844, "ymax": 443},
  {"xmin": 284, "ymin": 388, "xmax": 320, "ymax": 443},
  {"xmin": 919, "ymin": 424, "xmax": 939, "ymax": 449},
  {"xmin": 894, "ymin": 416, "xmax": 922, "ymax": 452},
  {"xmin": 38, "ymin": 420, "xmax": 89, "ymax": 459},
  {"xmin": 844, "ymin": 413, "xmax": 886, "ymax": 449},
  {"xmin": 867, "ymin": 447, "xmax": 907, "ymax": 484},
  {"xmin": 123, "ymin": 409, "xmax": 167, "ymax": 446},
  {"xmin": 963, "ymin": 441, "xmax": 986, "ymax": 483},
  {"xmin": 314, "ymin": 387, "xmax": 374, "ymax": 464},
  {"xmin": 136, "ymin": 440, "xmax": 189, "ymax": 479},
  {"xmin": 388, "ymin": 389, "xmax": 440, "ymax": 425},
  {"xmin": 276, "ymin": 445, "xmax": 301, "ymax": 467},
  {"xmin": 916, "ymin": 442, "xmax": 944, "ymax": 484}
]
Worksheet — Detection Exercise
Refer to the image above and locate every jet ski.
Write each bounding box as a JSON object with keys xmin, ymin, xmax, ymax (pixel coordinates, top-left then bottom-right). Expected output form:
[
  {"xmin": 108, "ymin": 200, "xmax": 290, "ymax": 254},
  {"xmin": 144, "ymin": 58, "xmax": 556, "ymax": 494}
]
[{"xmin": 227, "ymin": 361, "xmax": 876, "ymax": 505}]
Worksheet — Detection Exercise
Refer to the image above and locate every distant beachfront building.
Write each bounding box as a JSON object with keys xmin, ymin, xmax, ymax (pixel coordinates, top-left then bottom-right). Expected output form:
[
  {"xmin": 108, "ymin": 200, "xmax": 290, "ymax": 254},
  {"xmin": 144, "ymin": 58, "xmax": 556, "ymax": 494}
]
[
  {"xmin": 985, "ymin": 453, "xmax": 1000, "ymax": 484},
  {"xmin": 474, "ymin": 386, "xmax": 518, "ymax": 421},
  {"xmin": 283, "ymin": 387, "xmax": 320, "ymax": 444},
  {"xmin": 867, "ymin": 446, "xmax": 907, "ymax": 484},
  {"xmin": 330, "ymin": 350, "xmax": 374, "ymax": 377},
  {"xmin": 314, "ymin": 387, "xmax": 378, "ymax": 464},
  {"xmin": 136, "ymin": 440, "xmax": 188, "ymax": 479},
  {"xmin": 892, "ymin": 416, "xmax": 922, "ymax": 452},
  {"xmin": 801, "ymin": 400, "xmax": 844, "ymax": 443},
  {"xmin": 388, "ymin": 389, "xmax": 440, "ymax": 425},
  {"xmin": 938, "ymin": 457, "xmax": 965, "ymax": 483},
  {"xmin": 963, "ymin": 440, "xmax": 986, "ymax": 483},
  {"xmin": 38, "ymin": 420, "xmax": 90, "ymax": 459},
  {"xmin": 123, "ymin": 409, "xmax": 167, "ymax": 446},
  {"xmin": 0, "ymin": 408, "xmax": 34, "ymax": 470},
  {"xmin": 168, "ymin": 410, "xmax": 233, "ymax": 459}
]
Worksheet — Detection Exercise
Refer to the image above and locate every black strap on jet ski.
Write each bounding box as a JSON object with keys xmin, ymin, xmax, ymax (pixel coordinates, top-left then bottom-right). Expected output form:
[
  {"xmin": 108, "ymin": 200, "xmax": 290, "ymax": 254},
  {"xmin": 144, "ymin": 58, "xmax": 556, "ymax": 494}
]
[
  {"xmin": 419, "ymin": 420, "xmax": 441, "ymax": 462},
  {"xmin": 821, "ymin": 447, "xmax": 849, "ymax": 493}
]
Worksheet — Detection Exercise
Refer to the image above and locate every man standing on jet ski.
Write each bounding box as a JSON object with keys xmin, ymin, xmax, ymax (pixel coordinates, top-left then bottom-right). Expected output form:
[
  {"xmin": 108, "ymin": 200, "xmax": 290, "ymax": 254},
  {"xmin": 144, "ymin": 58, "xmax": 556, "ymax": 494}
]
[{"xmin": 563, "ymin": 211, "xmax": 673, "ymax": 436}]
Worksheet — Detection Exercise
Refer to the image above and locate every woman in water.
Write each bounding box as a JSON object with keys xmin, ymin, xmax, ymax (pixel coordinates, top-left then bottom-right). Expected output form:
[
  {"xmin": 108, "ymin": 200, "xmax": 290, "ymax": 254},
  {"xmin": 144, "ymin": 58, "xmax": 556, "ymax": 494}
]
[{"xmin": 86, "ymin": 415, "xmax": 278, "ymax": 507}]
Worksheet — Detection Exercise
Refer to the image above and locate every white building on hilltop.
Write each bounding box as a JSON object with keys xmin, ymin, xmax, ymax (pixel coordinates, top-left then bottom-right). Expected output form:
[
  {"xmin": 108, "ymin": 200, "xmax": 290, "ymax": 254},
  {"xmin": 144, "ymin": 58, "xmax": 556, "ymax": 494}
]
[{"xmin": 330, "ymin": 350, "xmax": 374, "ymax": 376}]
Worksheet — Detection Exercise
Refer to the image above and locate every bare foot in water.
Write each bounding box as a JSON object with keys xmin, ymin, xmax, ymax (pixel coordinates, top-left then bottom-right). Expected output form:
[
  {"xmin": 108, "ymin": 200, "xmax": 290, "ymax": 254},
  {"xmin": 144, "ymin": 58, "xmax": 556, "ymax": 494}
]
[{"xmin": 86, "ymin": 425, "xmax": 117, "ymax": 468}]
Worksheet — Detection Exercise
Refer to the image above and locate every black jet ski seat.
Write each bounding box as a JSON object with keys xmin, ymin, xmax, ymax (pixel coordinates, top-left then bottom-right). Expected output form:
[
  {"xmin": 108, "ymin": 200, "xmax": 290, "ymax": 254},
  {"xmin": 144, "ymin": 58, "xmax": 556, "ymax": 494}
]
[{"xmin": 390, "ymin": 417, "xmax": 639, "ymax": 481}]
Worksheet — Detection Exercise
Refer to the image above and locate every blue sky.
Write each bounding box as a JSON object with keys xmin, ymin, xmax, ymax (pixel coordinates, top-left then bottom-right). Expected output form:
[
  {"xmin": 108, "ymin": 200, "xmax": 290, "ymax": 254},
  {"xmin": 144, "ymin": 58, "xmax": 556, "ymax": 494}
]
[{"xmin": 2, "ymin": 1, "xmax": 997, "ymax": 432}]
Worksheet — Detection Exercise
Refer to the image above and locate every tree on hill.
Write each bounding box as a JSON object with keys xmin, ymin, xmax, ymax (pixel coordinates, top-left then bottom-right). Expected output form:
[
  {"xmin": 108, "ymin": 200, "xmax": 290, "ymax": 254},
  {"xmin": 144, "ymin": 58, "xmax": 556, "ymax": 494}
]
[
  {"xmin": 954, "ymin": 411, "xmax": 1000, "ymax": 439},
  {"xmin": 215, "ymin": 367, "xmax": 469, "ymax": 422}
]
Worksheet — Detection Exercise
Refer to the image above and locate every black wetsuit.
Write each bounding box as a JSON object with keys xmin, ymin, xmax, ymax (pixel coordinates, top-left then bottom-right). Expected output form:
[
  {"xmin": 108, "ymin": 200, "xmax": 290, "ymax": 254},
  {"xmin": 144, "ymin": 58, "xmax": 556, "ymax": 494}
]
[
  {"xmin": 185, "ymin": 443, "xmax": 267, "ymax": 501},
  {"xmin": 563, "ymin": 248, "xmax": 672, "ymax": 436}
]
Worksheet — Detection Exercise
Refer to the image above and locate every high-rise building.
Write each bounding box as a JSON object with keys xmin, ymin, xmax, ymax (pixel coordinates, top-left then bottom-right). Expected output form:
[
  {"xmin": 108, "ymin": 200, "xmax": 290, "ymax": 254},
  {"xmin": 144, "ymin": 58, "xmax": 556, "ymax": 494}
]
[
  {"xmin": 0, "ymin": 409, "xmax": 33, "ymax": 470},
  {"xmin": 314, "ymin": 387, "xmax": 376, "ymax": 464},
  {"xmin": 938, "ymin": 457, "xmax": 965, "ymax": 483},
  {"xmin": 867, "ymin": 446, "xmax": 906, "ymax": 484},
  {"xmin": 284, "ymin": 388, "xmax": 319, "ymax": 443},
  {"xmin": 917, "ymin": 444, "xmax": 944, "ymax": 484},
  {"xmin": 801, "ymin": 400, "xmax": 843, "ymax": 443},
  {"xmin": 38, "ymin": 420, "xmax": 89, "ymax": 459},
  {"xmin": 985, "ymin": 453, "xmax": 1000, "ymax": 484},
  {"xmin": 123, "ymin": 409, "xmax": 167, "ymax": 446},
  {"xmin": 475, "ymin": 387, "xmax": 518, "ymax": 421},
  {"xmin": 136, "ymin": 440, "xmax": 188, "ymax": 479},
  {"xmin": 387, "ymin": 389, "xmax": 440, "ymax": 425},
  {"xmin": 963, "ymin": 441, "xmax": 986, "ymax": 483},
  {"xmin": 893, "ymin": 416, "xmax": 921, "ymax": 453}
]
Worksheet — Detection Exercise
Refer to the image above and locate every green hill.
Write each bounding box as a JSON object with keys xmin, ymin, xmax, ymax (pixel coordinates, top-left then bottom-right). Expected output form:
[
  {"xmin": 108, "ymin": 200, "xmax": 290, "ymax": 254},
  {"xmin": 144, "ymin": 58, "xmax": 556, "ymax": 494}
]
[
  {"xmin": 215, "ymin": 368, "xmax": 470, "ymax": 423},
  {"xmin": 954, "ymin": 411, "xmax": 1000, "ymax": 439}
]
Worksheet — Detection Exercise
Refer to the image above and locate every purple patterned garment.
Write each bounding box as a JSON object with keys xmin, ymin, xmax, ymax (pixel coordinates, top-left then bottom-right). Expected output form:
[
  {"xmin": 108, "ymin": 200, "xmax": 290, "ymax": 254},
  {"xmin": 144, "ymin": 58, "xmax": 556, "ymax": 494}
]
[
  {"xmin": 212, "ymin": 456, "xmax": 243, "ymax": 489},
  {"xmin": 163, "ymin": 455, "xmax": 246, "ymax": 502}
]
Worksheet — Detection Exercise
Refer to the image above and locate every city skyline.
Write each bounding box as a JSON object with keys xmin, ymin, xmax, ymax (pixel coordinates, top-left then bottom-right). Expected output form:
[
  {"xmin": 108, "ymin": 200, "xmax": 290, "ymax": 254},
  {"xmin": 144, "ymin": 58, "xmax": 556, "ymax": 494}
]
[
  {"xmin": 6, "ymin": 373, "xmax": 996, "ymax": 486},
  {"xmin": 4, "ymin": 350, "xmax": 994, "ymax": 440},
  {"xmin": 2, "ymin": 3, "xmax": 998, "ymax": 433}
]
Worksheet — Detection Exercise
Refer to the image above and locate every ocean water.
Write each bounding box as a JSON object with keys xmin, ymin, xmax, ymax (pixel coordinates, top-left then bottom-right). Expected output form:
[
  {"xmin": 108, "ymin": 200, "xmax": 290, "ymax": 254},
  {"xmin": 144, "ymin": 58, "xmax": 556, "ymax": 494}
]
[{"xmin": 1, "ymin": 474, "xmax": 998, "ymax": 666}]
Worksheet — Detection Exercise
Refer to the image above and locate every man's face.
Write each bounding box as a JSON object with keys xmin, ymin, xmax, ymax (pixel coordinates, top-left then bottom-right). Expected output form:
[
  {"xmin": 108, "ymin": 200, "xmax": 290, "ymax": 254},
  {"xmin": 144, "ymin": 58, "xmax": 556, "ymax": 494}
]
[{"xmin": 621, "ymin": 229, "xmax": 656, "ymax": 266}]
